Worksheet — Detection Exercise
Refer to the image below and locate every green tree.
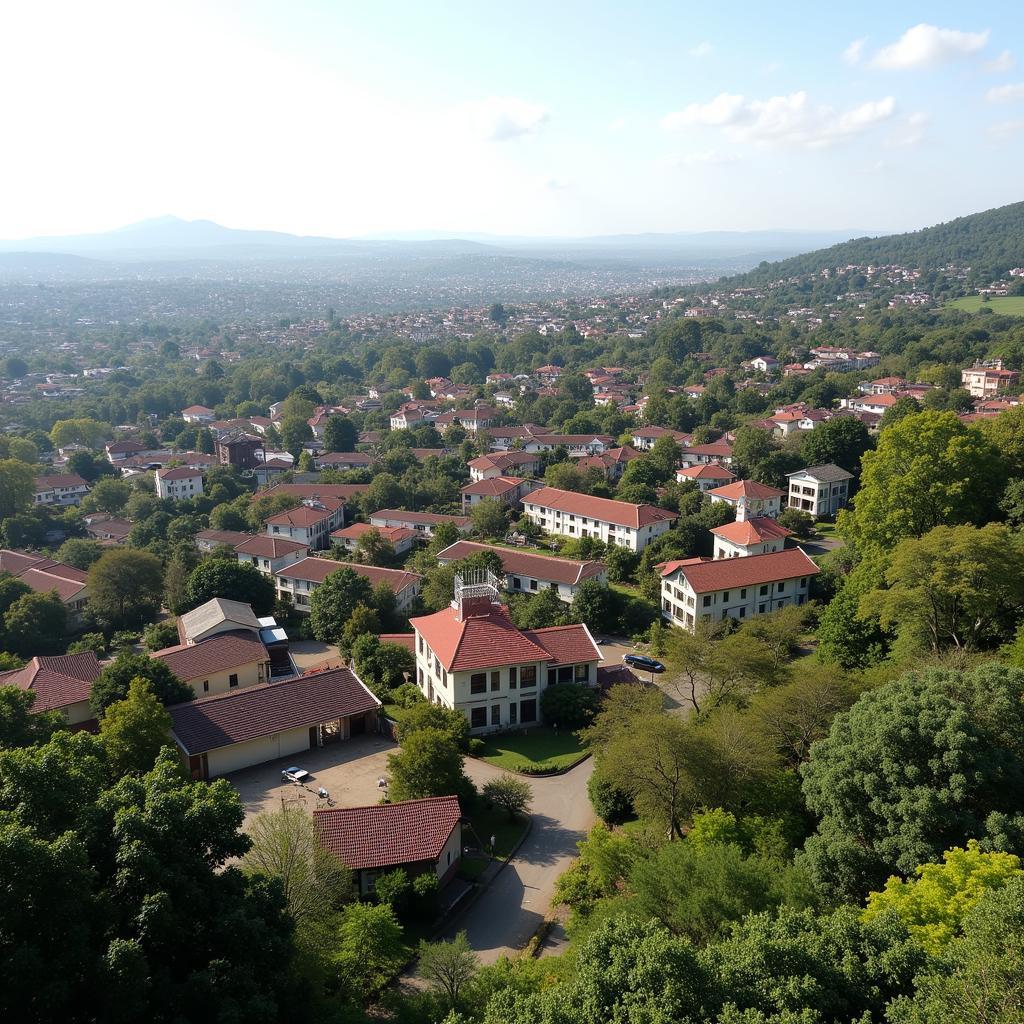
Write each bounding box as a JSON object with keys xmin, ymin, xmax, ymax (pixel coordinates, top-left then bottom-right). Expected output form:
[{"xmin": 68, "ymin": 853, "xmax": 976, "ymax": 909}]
[
  {"xmin": 242, "ymin": 804, "xmax": 352, "ymax": 923},
  {"xmin": 85, "ymin": 477, "xmax": 131, "ymax": 514},
  {"xmin": 800, "ymin": 416, "xmax": 871, "ymax": 476},
  {"xmin": 90, "ymin": 652, "xmax": 193, "ymax": 717},
  {"xmin": 569, "ymin": 579, "xmax": 616, "ymax": 633},
  {"xmin": 99, "ymin": 676, "xmax": 173, "ymax": 776},
  {"xmin": 308, "ymin": 567, "xmax": 373, "ymax": 645},
  {"xmin": 418, "ymin": 931, "xmax": 480, "ymax": 1012},
  {"xmin": 48, "ymin": 417, "xmax": 110, "ymax": 450},
  {"xmin": 332, "ymin": 902, "xmax": 405, "ymax": 1003},
  {"xmin": 0, "ymin": 459, "xmax": 35, "ymax": 518},
  {"xmin": 394, "ymin": 700, "xmax": 470, "ymax": 750},
  {"xmin": 87, "ymin": 549, "xmax": 164, "ymax": 630},
  {"xmin": 841, "ymin": 410, "xmax": 1004, "ymax": 549},
  {"xmin": 184, "ymin": 559, "xmax": 276, "ymax": 615},
  {"xmin": 3, "ymin": 591, "xmax": 67, "ymax": 655},
  {"xmin": 387, "ymin": 727, "xmax": 474, "ymax": 803},
  {"xmin": 539, "ymin": 682, "xmax": 600, "ymax": 729},
  {"xmin": 279, "ymin": 415, "xmax": 312, "ymax": 456},
  {"xmin": 469, "ymin": 497, "xmax": 511, "ymax": 539},
  {"xmin": 863, "ymin": 840, "xmax": 1023, "ymax": 954},
  {"xmin": 355, "ymin": 527, "xmax": 395, "ymax": 567},
  {"xmin": 864, "ymin": 523, "xmax": 1024, "ymax": 653},
  {"xmin": 482, "ymin": 775, "xmax": 532, "ymax": 820},
  {"xmin": 351, "ymin": 634, "xmax": 415, "ymax": 696},
  {"xmin": 508, "ymin": 586, "xmax": 568, "ymax": 629},
  {"xmin": 142, "ymin": 619, "xmax": 180, "ymax": 652},
  {"xmin": 55, "ymin": 538, "xmax": 105, "ymax": 570},
  {"xmin": 800, "ymin": 663, "xmax": 1024, "ymax": 900},
  {"xmin": 323, "ymin": 415, "xmax": 358, "ymax": 453},
  {"xmin": 0, "ymin": 686, "xmax": 63, "ymax": 749}
]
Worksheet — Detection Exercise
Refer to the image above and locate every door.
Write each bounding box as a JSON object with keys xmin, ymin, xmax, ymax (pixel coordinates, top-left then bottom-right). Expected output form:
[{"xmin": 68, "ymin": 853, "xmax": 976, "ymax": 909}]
[{"xmin": 350, "ymin": 714, "xmax": 366, "ymax": 736}]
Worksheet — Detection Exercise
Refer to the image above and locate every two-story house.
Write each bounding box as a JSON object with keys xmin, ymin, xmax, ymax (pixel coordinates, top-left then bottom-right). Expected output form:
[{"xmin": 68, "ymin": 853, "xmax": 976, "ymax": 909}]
[
  {"xmin": 33, "ymin": 473, "xmax": 90, "ymax": 506},
  {"xmin": 410, "ymin": 571, "xmax": 601, "ymax": 733},
  {"xmin": 523, "ymin": 487, "xmax": 677, "ymax": 551},
  {"xmin": 234, "ymin": 535, "xmax": 309, "ymax": 575},
  {"xmin": 786, "ymin": 464, "xmax": 854, "ymax": 519},
  {"xmin": 152, "ymin": 630, "xmax": 273, "ymax": 697},
  {"xmin": 658, "ymin": 547, "xmax": 819, "ymax": 631},
  {"xmin": 368, "ymin": 509, "xmax": 472, "ymax": 538},
  {"xmin": 274, "ymin": 557, "xmax": 422, "ymax": 612},
  {"xmin": 707, "ymin": 479, "xmax": 784, "ymax": 519},
  {"xmin": 156, "ymin": 466, "xmax": 205, "ymax": 500},
  {"xmin": 676, "ymin": 462, "xmax": 736, "ymax": 491},
  {"xmin": 265, "ymin": 497, "xmax": 346, "ymax": 550}
]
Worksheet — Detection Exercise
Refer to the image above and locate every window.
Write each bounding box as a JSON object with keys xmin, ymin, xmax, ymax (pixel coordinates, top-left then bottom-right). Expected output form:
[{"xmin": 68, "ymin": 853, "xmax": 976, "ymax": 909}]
[
  {"xmin": 529, "ymin": 579, "xmax": 538, "ymax": 591},
  {"xmin": 418, "ymin": 636, "xmax": 424, "ymax": 654},
  {"xmin": 520, "ymin": 666, "xmax": 537, "ymax": 688},
  {"xmin": 758, "ymin": 604, "xmax": 766, "ymax": 613},
  {"xmin": 509, "ymin": 703, "xmax": 518, "ymax": 725},
  {"xmin": 759, "ymin": 585, "xmax": 769, "ymax": 596},
  {"xmin": 490, "ymin": 671, "xmax": 500, "ymax": 691},
  {"xmin": 417, "ymin": 667, "xmax": 424, "ymax": 685},
  {"xmin": 491, "ymin": 704, "xmax": 501, "ymax": 726},
  {"xmin": 520, "ymin": 698, "xmax": 537, "ymax": 723},
  {"xmin": 470, "ymin": 707, "xmax": 487, "ymax": 728},
  {"xmin": 509, "ymin": 667, "xmax": 517, "ymax": 689},
  {"xmin": 740, "ymin": 588, "xmax": 747, "ymax": 599},
  {"xmin": 723, "ymin": 591, "xmax": 730, "ymax": 602},
  {"xmin": 470, "ymin": 673, "xmax": 486, "ymax": 694},
  {"xmin": 434, "ymin": 657, "xmax": 441, "ymax": 677},
  {"xmin": 702, "ymin": 595, "xmax": 711, "ymax": 608},
  {"xmin": 229, "ymin": 673, "xmax": 238, "ymax": 688},
  {"xmin": 777, "ymin": 582, "xmax": 786, "ymax": 593},
  {"xmin": 575, "ymin": 663, "xmax": 589, "ymax": 682},
  {"xmin": 799, "ymin": 577, "xmax": 808, "ymax": 587},
  {"xmin": 202, "ymin": 680, "xmax": 209, "ymax": 693},
  {"xmin": 510, "ymin": 576, "xmax": 521, "ymax": 589}
]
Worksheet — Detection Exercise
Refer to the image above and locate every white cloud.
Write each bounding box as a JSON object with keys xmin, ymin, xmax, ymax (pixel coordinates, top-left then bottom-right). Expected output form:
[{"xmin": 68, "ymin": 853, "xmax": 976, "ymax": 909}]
[
  {"xmin": 687, "ymin": 41, "xmax": 713, "ymax": 58},
  {"xmin": 889, "ymin": 111, "xmax": 928, "ymax": 147},
  {"xmin": 842, "ymin": 38, "xmax": 866, "ymax": 67},
  {"xmin": 681, "ymin": 149, "xmax": 737, "ymax": 166},
  {"xmin": 663, "ymin": 90, "xmax": 895, "ymax": 149},
  {"xmin": 990, "ymin": 118, "xmax": 1024, "ymax": 138},
  {"xmin": 986, "ymin": 83, "xmax": 1024, "ymax": 103},
  {"xmin": 608, "ymin": 116, "xmax": 627, "ymax": 131},
  {"xmin": 984, "ymin": 50, "xmax": 1015, "ymax": 73},
  {"xmin": 870, "ymin": 23, "xmax": 989, "ymax": 70},
  {"xmin": 461, "ymin": 96, "xmax": 550, "ymax": 141}
]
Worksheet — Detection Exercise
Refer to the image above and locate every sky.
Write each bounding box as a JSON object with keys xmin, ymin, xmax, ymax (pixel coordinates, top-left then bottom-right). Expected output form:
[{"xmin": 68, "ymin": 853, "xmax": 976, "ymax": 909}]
[{"xmin": 1, "ymin": 1, "xmax": 1022, "ymax": 240}]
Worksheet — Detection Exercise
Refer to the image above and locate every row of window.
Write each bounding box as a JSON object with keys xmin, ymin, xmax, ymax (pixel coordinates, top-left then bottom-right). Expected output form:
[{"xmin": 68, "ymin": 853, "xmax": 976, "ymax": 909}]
[{"xmin": 469, "ymin": 698, "xmax": 538, "ymax": 729}]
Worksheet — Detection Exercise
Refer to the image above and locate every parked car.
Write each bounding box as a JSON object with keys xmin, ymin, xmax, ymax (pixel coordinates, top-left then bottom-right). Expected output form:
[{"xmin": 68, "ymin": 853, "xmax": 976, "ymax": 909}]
[
  {"xmin": 623, "ymin": 653, "xmax": 666, "ymax": 674},
  {"xmin": 281, "ymin": 766, "xmax": 311, "ymax": 783}
]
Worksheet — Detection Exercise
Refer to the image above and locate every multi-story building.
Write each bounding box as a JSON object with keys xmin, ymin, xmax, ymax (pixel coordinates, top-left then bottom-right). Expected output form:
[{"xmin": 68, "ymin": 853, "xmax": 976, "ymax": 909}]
[
  {"xmin": 33, "ymin": 473, "xmax": 90, "ymax": 506},
  {"xmin": 234, "ymin": 535, "xmax": 309, "ymax": 575},
  {"xmin": 331, "ymin": 522, "xmax": 419, "ymax": 557},
  {"xmin": 368, "ymin": 509, "xmax": 472, "ymax": 538},
  {"xmin": 523, "ymin": 487, "xmax": 677, "ymax": 551},
  {"xmin": 410, "ymin": 571, "xmax": 600, "ymax": 732},
  {"xmin": 152, "ymin": 631, "xmax": 273, "ymax": 698},
  {"xmin": 658, "ymin": 547, "xmax": 819, "ymax": 631},
  {"xmin": 216, "ymin": 433, "xmax": 264, "ymax": 470},
  {"xmin": 155, "ymin": 466, "xmax": 205, "ymax": 500},
  {"xmin": 274, "ymin": 557, "xmax": 422, "ymax": 612},
  {"xmin": 264, "ymin": 497, "xmax": 346, "ymax": 550},
  {"xmin": 961, "ymin": 361, "xmax": 1021, "ymax": 398},
  {"xmin": 707, "ymin": 479, "xmax": 784, "ymax": 519},
  {"xmin": 460, "ymin": 476, "xmax": 537, "ymax": 511},
  {"xmin": 785, "ymin": 464, "xmax": 854, "ymax": 519},
  {"xmin": 467, "ymin": 451, "xmax": 544, "ymax": 481}
]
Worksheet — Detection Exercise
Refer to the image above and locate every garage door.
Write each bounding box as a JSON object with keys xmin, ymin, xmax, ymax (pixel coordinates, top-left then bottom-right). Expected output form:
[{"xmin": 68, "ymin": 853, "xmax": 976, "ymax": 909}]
[{"xmin": 206, "ymin": 727, "xmax": 311, "ymax": 777}]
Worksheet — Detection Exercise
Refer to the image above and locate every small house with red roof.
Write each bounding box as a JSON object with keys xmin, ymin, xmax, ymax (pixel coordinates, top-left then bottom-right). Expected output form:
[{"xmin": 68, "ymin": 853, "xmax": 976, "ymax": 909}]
[
  {"xmin": 315, "ymin": 796, "xmax": 463, "ymax": 895},
  {"xmin": 675, "ymin": 462, "xmax": 736, "ymax": 492},
  {"xmin": 410, "ymin": 570, "xmax": 601, "ymax": 732},
  {"xmin": 707, "ymin": 479, "xmax": 785, "ymax": 520},
  {"xmin": 0, "ymin": 651, "xmax": 101, "ymax": 728},
  {"xmin": 331, "ymin": 522, "xmax": 419, "ymax": 557},
  {"xmin": 677, "ymin": 440, "xmax": 734, "ymax": 466},
  {"xmin": 156, "ymin": 465, "xmax": 205, "ymax": 500},
  {"xmin": 711, "ymin": 516, "xmax": 791, "ymax": 559}
]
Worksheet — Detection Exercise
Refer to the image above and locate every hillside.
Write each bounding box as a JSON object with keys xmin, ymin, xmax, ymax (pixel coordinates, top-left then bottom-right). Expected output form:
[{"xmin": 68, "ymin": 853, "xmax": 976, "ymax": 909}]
[{"xmin": 724, "ymin": 200, "xmax": 1024, "ymax": 286}]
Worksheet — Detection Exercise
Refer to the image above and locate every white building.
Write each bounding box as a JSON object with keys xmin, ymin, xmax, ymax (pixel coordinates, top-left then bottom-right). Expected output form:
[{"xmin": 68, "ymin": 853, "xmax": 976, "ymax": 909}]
[
  {"xmin": 274, "ymin": 557, "xmax": 422, "ymax": 612},
  {"xmin": 410, "ymin": 571, "xmax": 601, "ymax": 733},
  {"xmin": 264, "ymin": 497, "xmax": 346, "ymax": 550},
  {"xmin": 658, "ymin": 547, "xmax": 819, "ymax": 631},
  {"xmin": 707, "ymin": 479, "xmax": 784, "ymax": 519},
  {"xmin": 786, "ymin": 464, "xmax": 854, "ymax": 519},
  {"xmin": 156, "ymin": 466, "xmax": 205, "ymax": 500},
  {"xmin": 523, "ymin": 486, "xmax": 677, "ymax": 552},
  {"xmin": 710, "ymin": 517, "xmax": 792, "ymax": 559},
  {"xmin": 33, "ymin": 473, "xmax": 90, "ymax": 506}
]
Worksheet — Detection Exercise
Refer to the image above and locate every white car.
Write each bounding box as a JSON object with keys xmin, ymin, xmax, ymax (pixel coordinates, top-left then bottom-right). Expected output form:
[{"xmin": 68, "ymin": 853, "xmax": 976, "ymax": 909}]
[{"xmin": 281, "ymin": 766, "xmax": 311, "ymax": 783}]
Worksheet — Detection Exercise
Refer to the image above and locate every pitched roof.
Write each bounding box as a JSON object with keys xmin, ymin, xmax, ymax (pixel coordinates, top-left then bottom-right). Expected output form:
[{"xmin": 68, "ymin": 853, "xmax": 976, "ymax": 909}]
[
  {"xmin": 436, "ymin": 540, "xmax": 606, "ymax": 586},
  {"xmin": 152, "ymin": 631, "xmax": 268, "ymax": 682},
  {"xmin": 684, "ymin": 441, "xmax": 734, "ymax": 457},
  {"xmin": 708, "ymin": 479, "xmax": 785, "ymax": 501},
  {"xmin": 263, "ymin": 483, "xmax": 369, "ymax": 501},
  {"xmin": 658, "ymin": 547, "xmax": 819, "ymax": 592},
  {"xmin": 711, "ymin": 516, "xmax": 792, "ymax": 546},
  {"xmin": 182, "ymin": 404, "xmax": 215, "ymax": 414},
  {"xmin": 524, "ymin": 487, "xmax": 677, "ymax": 530},
  {"xmin": 378, "ymin": 633, "xmax": 416, "ymax": 652},
  {"xmin": 0, "ymin": 651, "xmax": 101, "ymax": 711},
  {"xmin": 265, "ymin": 502, "xmax": 339, "ymax": 527},
  {"xmin": 275, "ymin": 557, "xmax": 421, "ymax": 594},
  {"xmin": 169, "ymin": 666, "xmax": 380, "ymax": 755},
  {"xmin": 369, "ymin": 509, "xmax": 470, "ymax": 528},
  {"xmin": 676, "ymin": 462, "xmax": 736, "ymax": 481},
  {"xmin": 233, "ymin": 535, "xmax": 309, "ymax": 558},
  {"xmin": 0, "ymin": 550, "xmax": 88, "ymax": 602},
  {"xmin": 461, "ymin": 476, "xmax": 525, "ymax": 497},
  {"xmin": 34, "ymin": 473, "xmax": 89, "ymax": 490},
  {"xmin": 315, "ymin": 796, "xmax": 462, "ymax": 870},
  {"xmin": 179, "ymin": 598, "xmax": 261, "ymax": 642},
  {"xmin": 158, "ymin": 466, "xmax": 204, "ymax": 480},
  {"xmin": 196, "ymin": 529, "xmax": 254, "ymax": 547},
  {"xmin": 522, "ymin": 624, "xmax": 601, "ymax": 665},
  {"xmin": 786, "ymin": 463, "xmax": 854, "ymax": 483},
  {"xmin": 331, "ymin": 523, "xmax": 418, "ymax": 544}
]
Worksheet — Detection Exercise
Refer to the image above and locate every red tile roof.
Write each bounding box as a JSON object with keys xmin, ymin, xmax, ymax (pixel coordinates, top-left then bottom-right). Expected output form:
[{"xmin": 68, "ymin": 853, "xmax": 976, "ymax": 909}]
[
  {"xmin": 234, "ymin": 535, "xmax": 308, "ymax": 558},
  {"xmin": 35, "ymin": 473, "xmax": 89, "ymax": 490},
  {"xmin": 379, "ymin": 633, "xmax": 416, "ymax": 652},
  {"xmin": 275, "ymin": 557, "xmax": 422, "ymax": 595},
  {"xmin": 522, "ymin": 624, "xmax": 601, "ymax": 665},
  {"xmin": 0, "ymin": 550, "xmax": 88, "ymax": 602},
  {"xmin": 151, "ymin": 631, "xmax": 268, "ymax": 683},
  {"xmin": 658, "ymin": 547, "xmax": 819, "ymax": 592},
  {"xmin": 196, "ymin": 529, "xmax": 254, "ymax": 547},
  {"xmin": 711, "ymin": 516, "xmax": 792, "ymax": 546},
  {"xmin": 684, "ymin": 441, "xmax": 734, "ymax": 458},
  {"xmin": 369, "ymin": 509, "xmax": 470, "ymax": 528},
  {"xmin": 677, "ymin": 462, "xmax": 735, "ymax": 481},
  {"xmin": 262, "ymin": 483, "xmax": 369, "ymax": 501},
  {"xmin": 265, "ymin": 499, "xmax": 343, "ymax": 527},
  {"xmin": 158, "ymin": 466, "xmax": 204, "ymax": 480},
  {"xmin": 436, "ymin": 541, "xmax": 606, "ymax": 586},
  {"xmin": 461, "ymin": 476, "xmax": 525, "ymax": 497},
  {"xmin": 0, "ymin": 651, "xmax": 101, "ymax": 711},
  {"xmin": 524, "ymin": 487, "xmax": 677, "ymax": 530},
  {"xmin": 708, "ymin": 479, "xmax": 785, "ymax": 501},
  {"xmin": 315, "ymin": 796, "xmax": 461, "ymax": 870},
  {"xmin": 168, "ymin": 666, "xmax": 379, "ymax": 755}
]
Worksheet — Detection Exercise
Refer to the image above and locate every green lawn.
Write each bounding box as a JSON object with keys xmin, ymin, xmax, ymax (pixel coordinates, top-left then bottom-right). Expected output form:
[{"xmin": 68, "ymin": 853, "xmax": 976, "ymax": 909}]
[
  {"xmin": 478, "ymin": 726, "xmax": 589, "ymax": 773},
  {"xmin": 948, "ymin": 295, "xmax": 1024, "ymax": 316}
]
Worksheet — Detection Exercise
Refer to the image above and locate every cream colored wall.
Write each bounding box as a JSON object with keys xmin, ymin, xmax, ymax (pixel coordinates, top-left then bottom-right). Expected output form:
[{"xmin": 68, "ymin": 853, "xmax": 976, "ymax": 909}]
[
  {"xmin": 64, "ymin": 699, "xmax": 94, "ymax": 726},
  {"xmin": 181, "ymin": 658, "xmax": 265, "ymax": 697}
]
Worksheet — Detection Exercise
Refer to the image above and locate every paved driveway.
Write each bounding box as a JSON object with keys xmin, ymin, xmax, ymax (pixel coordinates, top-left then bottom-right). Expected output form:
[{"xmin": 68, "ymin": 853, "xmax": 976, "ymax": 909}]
[
  {"xmin": 230, "ymin": 734, "xmax": 398, "ymax": 821},
  {"xmin": 441, "ymin": 755, "xmax": 596, "ymax": 964}
]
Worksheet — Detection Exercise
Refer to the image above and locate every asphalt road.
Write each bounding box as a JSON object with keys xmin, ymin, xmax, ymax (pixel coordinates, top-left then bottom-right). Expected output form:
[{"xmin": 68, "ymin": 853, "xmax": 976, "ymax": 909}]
[{"xmin": 442, "ymin": 755, "xmax": 596, "ymax": 963}]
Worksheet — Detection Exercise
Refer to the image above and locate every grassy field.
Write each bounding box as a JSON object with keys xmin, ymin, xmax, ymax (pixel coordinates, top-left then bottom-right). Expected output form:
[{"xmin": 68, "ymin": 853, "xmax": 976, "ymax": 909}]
[
  {"xmin": 948, "ymin": 295, "xmax": 1024, "ymax": 316},
  {"xmin": 479, "ymin": 726, "xmax": 588, "ymax": 773}
]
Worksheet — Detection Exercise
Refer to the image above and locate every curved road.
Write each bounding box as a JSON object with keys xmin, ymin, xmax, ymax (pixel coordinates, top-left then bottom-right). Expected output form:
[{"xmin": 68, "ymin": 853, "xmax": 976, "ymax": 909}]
[{"xmin": 443, "ymin": 756, "xmax": 595, "ymax": 963}]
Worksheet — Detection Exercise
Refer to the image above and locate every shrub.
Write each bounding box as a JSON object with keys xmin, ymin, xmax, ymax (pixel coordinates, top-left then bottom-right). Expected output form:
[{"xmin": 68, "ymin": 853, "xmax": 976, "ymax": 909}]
[
  {"xmin": 540, "ymin": 683, "xmax": 601, "ymax": 730},
  {"xmin": 468, "ymin": 737, "xmax": 485, "ymax": 756},
  {"xmin": 588, "ymin": 768, "xmax": 634, "ymax": 825}
]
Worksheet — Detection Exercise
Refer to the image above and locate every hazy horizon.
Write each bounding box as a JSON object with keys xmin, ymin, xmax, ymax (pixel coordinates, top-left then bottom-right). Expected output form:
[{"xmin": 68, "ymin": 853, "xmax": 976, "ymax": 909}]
[{"xmin": 2, "ymin": 2, "xmax": 1022, "ymax": 240}]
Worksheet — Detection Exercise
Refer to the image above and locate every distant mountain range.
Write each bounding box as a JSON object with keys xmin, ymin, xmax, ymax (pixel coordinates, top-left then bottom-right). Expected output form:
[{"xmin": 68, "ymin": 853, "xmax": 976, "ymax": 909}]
[
  {"xmin": 723, "ymin": 200, "xmax": 1024, "ymax": 284},
  {"xmin": 0, "ymin": 216, "xmax": 863, "ymax": 262}
]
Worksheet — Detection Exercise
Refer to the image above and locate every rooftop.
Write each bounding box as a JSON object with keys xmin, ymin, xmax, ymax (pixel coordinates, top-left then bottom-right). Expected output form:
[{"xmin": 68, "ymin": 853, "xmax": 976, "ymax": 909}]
[
  {"xmin": 0, "ymin": 651, "xmax": 101, "ymax": 712},
  {"xmin": 658, "ymin": 547, "xmax": 819, "ymax": 593},
  {"xmin": 787, "ymin": 463, "xmax": 854, "ymax": 483},
  {"xmin": 179, "ymin": 597, "xmax": 262, "ymax": 642},
  {"xmin": 436, "ymin": 540, "xmax": 606, "ymax": 586},
  {"xmin": 708, "ymin": 479, "xmax": 785, "ymax": 501},
  {"xmin": 524, "ymin": 486, "xmax": 678, "ymax": 530},
  {"xmin": 152, "ymin": 630, "xmax": 268, "ymax": 682}
]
